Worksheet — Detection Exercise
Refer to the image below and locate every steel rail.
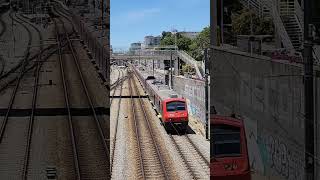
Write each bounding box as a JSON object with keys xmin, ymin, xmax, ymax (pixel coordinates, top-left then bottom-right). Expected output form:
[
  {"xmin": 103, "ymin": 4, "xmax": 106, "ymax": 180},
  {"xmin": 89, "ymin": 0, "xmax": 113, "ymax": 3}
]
[
  {"xmin": 185, "ymin": 135, "xmax": 210, "ymax": 167},
  {"xmin": 169, "ymin": 135, "xmax": 197, "ymax": 179},
  {"xmin": 110, "ymin": 68, "xmax": 122, "ymax": 105},
  {"xmin": 0, "ymin": 43, "xmax": 55, "ymax": 80},
  {"xmin": 16, "ymin": 12, "xmax": 44, "ymax": 180},
  {"xmin": 0, "ymin": 12, "xmax": 32, "ymax": 143},
  {"xmin": 59, "ymin": 13, "xmax": 110, "ymax": 177},
  {"xmin": 131, "ymin": 73, "xmax": 170, "ymax": 180},
  {"xmin": 110, "ymin": 68, "xmax": 121, "ymax": 89},
  {"xmin": 169, "ymin": 121, "xmax": 207, "ymax": 178},
  {"xmin": 110, "ymin": 74, "xmax": 130, "ymax": 91},
  {"xmin": 54, "ymin": 18, "xmax": 81, "ymax": 180},
  {"xmin": 169, "ymin": 118, "xmax": 209, "ymax": 166},
  {"xmin": 110, "ymin": 68, "xmax": 124, "ymax": 174},
  {"xmin": 0, "ymin": 43, "xmax": 67, "ymax": 93},
  {"xmin": 128, "ymin": 76, "xmax": 146, "ymax": 180}
]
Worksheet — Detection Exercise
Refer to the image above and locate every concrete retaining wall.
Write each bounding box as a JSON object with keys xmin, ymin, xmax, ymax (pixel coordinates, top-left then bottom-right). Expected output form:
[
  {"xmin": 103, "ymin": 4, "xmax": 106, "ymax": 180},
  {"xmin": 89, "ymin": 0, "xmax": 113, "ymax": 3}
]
[
  {"xmin": 211, "ymin": 47, "xmax": 320, "ymax": 180},
  {"xmin": 71, "ymin": 14, "xmax": 109, "ymax": 81},
  {"xmin": 172, "ymin": 76, "xmax": 206, "ymax": 126}
]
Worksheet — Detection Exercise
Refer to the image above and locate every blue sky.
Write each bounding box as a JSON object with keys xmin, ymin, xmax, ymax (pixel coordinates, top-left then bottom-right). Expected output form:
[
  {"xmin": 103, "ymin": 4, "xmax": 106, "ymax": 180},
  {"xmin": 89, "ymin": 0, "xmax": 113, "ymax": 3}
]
[{"xmin": 111, "ymin": 0, "xmax": 210, "ymax": 50}]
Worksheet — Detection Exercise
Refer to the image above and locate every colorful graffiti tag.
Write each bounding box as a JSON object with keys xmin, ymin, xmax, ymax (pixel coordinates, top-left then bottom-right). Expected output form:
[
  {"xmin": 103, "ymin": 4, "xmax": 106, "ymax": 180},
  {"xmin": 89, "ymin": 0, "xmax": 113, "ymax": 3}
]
[{"xmin": 256, "ymin": 133, "xmax": 304, "ymax": 180}]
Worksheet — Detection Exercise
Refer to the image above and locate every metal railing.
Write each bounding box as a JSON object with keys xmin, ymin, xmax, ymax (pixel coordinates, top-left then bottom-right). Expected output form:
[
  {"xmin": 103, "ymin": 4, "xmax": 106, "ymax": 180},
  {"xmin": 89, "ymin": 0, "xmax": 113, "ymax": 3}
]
[
  {"xmin": 177, "ymin": 50, "xmax": 203, "ymax": 79},
  {"xmin": 240, "ymin": 0, "xmax": 264, "ymax": 16},
  {"xmin": 240, "ymin": 0, "xmax": 297, "ymax": 52},
  {"xmin": 314, "ymin": 46, "xmax": 320, "ymax": 66},
  {"xmin": 265, "ymin": 0, "xmax": 295, "ymax": 50},
  {"xmin": 279, "ymin": 0, "xmax": 295, "ymax": 16},
  {"xmin": 294, "ymin": 0, "xmax": 304, "ymax": 33}
]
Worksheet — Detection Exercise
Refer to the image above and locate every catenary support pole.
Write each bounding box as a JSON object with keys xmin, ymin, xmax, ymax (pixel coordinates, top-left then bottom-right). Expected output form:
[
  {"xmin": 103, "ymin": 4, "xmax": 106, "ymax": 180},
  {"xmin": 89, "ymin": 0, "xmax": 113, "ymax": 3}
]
[
  {"xmin": 205, "ymin": 49, "xmax": 209, "ymax": 140},
  {"xmin": 304, "ymin": 0, "xmax": 315, "ymax": 179}
]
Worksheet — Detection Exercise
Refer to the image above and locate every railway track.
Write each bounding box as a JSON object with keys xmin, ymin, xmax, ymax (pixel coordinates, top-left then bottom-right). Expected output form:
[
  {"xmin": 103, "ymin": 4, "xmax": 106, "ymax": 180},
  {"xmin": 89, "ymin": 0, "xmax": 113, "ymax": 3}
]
[
  {"xmin": 0, "ymin": 10, "xmax": 75, "ymax": 92},
  {"xmin": 17, "ymin": 12, "xmax": 44, "ymax": 180},
  {"xmin": 54, "ymin": 7, "xmax": 110, "ymax": 179},
  {"xmin": 110, "ymin": 68, "xmax": 124, "ymax": 174},
  {"xmin": 110, "ymin": 68, "xmax": 121, "ymax": 88},
  {"xmin": 0, "ymin": 11, "xmax": 42, "ymax": 179},
  {"xmin": 110, "ymin": 68, "xmax": 130, "ymax": 91},
  {"xmin": 0, "ymin": 10, "xmax": 31, "ymax": 93},
  {"xmin": 110, "ymin": 68, "xmax": 123, "ymax": 104},
  {"xmin": 0, "ymin": 11, "xmax": 34, "ymax": 142},
  {"xmin": 128, "ymin": 73, "xmax": 170, "ymax": 180},
  {"xmin": 131, "ymin": 65, "xmax": 210, "ymax": 179},
  {"xmin": 169, "ymin": 131, "xmax": 210, "ymax": 179}
]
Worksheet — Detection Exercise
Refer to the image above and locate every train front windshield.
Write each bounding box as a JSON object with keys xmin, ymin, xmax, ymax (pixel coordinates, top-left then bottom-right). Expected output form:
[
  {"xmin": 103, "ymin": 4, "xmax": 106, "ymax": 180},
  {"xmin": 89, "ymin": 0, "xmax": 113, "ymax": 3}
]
[
  {"xmin": 212, "ymin": 125, "xmax": 241, "ymax": 157},
  {"xmin": 166, "ymin": 101, "xmax": 186, "ymax": 112}
]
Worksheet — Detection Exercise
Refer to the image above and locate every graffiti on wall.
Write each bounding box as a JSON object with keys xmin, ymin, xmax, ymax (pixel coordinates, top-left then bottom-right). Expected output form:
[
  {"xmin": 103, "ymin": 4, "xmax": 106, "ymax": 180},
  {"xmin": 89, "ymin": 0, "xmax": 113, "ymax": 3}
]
[
  {"xmin": 177, "ymin": 81, "xmax": 206, "ymax": 124},
  {"xmin": 184, "ymin": 84, "xmax": 205, "ymax": 103},
  {"xmin": 185, "ymin": 99, "xmax": 205, "ymax": 123},
  {"xmin": 257, "ymin": 133, "xmax": 304, "ymax": 180}
]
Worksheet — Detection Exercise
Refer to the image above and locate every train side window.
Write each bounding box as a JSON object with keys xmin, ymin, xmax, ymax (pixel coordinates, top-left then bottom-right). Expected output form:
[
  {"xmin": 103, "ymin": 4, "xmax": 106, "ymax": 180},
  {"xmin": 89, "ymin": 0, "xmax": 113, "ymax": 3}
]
[{"xmin": 213, "ymin": 125, "xmax": 241, "ymax": 157}]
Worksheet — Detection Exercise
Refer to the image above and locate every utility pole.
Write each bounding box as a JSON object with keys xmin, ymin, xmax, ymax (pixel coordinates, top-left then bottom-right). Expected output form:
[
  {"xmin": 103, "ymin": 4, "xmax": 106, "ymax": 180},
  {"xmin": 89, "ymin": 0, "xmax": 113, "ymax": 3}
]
[
  {"xmin": 170, "ymin": 50, "xmax": 173, "ymax": 90},
  {"xmin": 210, "ymin": 0, "xmax": 217, "ymax": 117},
  {"xmin": 304, "ymin": 0, "xmax": 315, "ymax": 179},
  {"xmin": 211, "ymin": 0, "xmax": 218, "ymax": 46},
  {"xmin": 138, "ymin": 50, "xmax": 140, "ymax": 66},
  {"xmin": 100, "ymin": 0, "xmax": 104, "ymax": 69},
  {"xmin": 152, "ymin": 59, "xmax": 155, "ymax": 76},
  {"xmin": 204, "ymin": 49, "xmax": 209, "ymax": 140},
  {"xmin": 220, "ymin": 0, "xmax": 224, "ymax": 45}
]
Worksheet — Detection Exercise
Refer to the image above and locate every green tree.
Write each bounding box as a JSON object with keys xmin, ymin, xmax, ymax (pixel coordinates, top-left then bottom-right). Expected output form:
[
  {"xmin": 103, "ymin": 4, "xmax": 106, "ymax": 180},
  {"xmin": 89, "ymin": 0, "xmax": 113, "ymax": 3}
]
[
  {"xmin": 160, "ymin": 35, "xmax": 175, "ymax": 46},
  {"xmin": 181, "ymin": 64, "xmax": 195, "ymax": 75},
  {"xmin": 160, "ymin": 32, "xmax": 192, "ymax": 51},
  {"xmin": 232, "ymin": 9, "xmax": 274, "ymax": 35},
  {"xmin": 161, "ymin": 31, "xmax": 172, "ymax": 40},
  {"xmin": 188, "ymin": 26, "xmax": 210, "ymax": 61},
  {"xmin": 160, "ymin": 27, "xmax": 210, "ymax": 61},
  {"xmin": 177, "ymin": 36, "xmax": 192, "ymax": 51}
]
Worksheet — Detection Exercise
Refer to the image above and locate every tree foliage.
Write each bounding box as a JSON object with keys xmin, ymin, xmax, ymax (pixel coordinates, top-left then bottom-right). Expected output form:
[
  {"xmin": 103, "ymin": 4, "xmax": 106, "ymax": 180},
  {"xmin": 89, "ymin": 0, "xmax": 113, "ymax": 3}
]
[
  {"xmin": 181, "ymin": 64, "xmax": 195, "ymax": 75},
  {"xmin": 232, "ymin": 9, "xmax": 274, "ymax": 35},
  {"xmin": 160, "ymin": 27, "xmax": 210, "ymax": 61},
  {"xmin": 223, "ymin": 0, "xmax": 243, "ymax": 24},
  {"xmin": 160, "ymin": 34, "xmax": 175, "ymax": 46}
]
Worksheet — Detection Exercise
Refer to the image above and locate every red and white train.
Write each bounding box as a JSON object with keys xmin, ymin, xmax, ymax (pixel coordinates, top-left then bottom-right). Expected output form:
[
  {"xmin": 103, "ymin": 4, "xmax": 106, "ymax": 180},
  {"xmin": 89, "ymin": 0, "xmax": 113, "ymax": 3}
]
[
  {"xmin": 211, "ymin": 114, "xmax": 251, "ymax": 180},
  {"xmin": 133, "ymin": 66, "xmax": 189, "ymax": 132}
]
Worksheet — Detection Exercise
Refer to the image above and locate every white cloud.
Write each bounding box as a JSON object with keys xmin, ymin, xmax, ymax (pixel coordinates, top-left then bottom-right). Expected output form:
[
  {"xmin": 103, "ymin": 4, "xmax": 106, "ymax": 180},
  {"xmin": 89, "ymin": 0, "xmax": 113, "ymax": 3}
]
[
  {"xmin": 115, "ymin": 8, "xmax": 160, "ymax": 24},
  {"xmin": 127, "ymin": 8, "xmax": 160, "ymax": 20}
]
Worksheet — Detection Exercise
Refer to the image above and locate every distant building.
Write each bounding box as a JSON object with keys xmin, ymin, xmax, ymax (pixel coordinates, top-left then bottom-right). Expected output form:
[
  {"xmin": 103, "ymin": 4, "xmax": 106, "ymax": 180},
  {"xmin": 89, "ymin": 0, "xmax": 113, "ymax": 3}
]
[
  {"xmin": 144, "ymin": 35, "xmax": 161, "ymax": 48},
  {"xmin": 129, "ymin": 42, "xmax": 142, "ymax": 51},
  {"xmin": 179, "ymin": 31, "xmax": 199, "ymax": 40}
]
